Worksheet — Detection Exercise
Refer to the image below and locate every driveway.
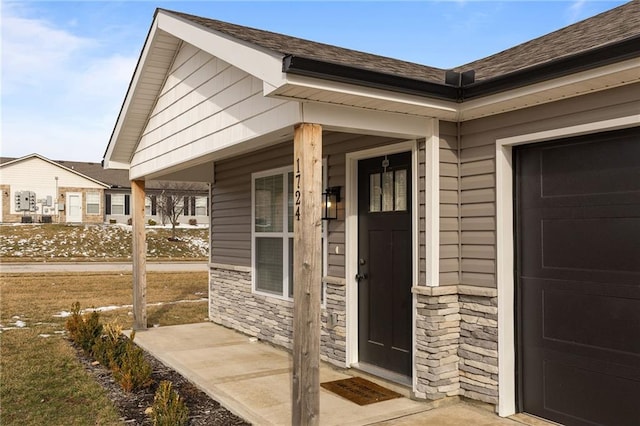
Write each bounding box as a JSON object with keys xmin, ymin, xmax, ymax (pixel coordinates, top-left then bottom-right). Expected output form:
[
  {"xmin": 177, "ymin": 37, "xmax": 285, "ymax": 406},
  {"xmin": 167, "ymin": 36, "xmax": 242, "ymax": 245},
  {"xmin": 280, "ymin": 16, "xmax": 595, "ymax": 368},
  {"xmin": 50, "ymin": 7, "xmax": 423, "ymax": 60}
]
[{"xmin": 0, "ymin": 261, "xmax": 208, "ymax": 273}]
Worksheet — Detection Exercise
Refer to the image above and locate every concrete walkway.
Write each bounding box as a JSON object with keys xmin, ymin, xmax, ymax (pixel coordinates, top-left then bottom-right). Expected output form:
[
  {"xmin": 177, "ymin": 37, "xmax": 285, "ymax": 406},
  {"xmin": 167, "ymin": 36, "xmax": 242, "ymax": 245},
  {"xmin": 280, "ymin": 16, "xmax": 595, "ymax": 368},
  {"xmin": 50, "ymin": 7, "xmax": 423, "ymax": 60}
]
[
  {"xmin": 133, "ymin": 322, "xmax": 529, "ymax": 425},
  {"xmin": 0, "ymin": 261, "xmax": 208, "ymax": 273}
]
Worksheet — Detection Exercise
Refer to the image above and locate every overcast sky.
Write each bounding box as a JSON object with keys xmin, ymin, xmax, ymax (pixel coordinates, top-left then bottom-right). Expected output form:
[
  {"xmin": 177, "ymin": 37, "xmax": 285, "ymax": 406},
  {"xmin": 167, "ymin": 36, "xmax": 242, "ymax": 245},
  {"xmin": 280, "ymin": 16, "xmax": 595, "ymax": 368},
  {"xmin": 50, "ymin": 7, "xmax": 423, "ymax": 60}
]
[{"xmin": 1, "ymin": 0, "xmax": 627, "ymax": 162}]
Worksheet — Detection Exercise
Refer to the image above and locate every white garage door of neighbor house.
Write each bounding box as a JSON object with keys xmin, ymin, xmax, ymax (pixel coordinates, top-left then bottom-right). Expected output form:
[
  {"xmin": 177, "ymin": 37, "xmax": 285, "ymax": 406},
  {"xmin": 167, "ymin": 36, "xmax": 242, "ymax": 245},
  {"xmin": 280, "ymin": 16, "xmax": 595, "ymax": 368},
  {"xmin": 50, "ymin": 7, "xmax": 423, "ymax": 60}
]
[{"xmin": 66, "ymin": 193, "xmax": 82, "ymax": 223}]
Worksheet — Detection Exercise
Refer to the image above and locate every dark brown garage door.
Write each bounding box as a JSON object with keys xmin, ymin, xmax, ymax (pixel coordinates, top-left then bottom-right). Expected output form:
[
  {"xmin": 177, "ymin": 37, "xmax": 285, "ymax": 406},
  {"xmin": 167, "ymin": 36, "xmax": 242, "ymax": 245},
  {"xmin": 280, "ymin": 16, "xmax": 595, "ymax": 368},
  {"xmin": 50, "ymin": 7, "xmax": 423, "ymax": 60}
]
[{"xmin": 515, "ymin": 127, "xmax": 640, "ymax": 426}]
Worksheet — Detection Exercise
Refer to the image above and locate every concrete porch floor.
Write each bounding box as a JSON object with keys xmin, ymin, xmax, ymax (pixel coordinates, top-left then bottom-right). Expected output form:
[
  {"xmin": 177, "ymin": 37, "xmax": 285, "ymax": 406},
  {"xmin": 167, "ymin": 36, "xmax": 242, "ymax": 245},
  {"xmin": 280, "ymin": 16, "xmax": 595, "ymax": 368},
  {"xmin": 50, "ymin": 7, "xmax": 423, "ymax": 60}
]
[{"xmin": 133, "ymin": 322, "xmax": 536, "ymax": 425}]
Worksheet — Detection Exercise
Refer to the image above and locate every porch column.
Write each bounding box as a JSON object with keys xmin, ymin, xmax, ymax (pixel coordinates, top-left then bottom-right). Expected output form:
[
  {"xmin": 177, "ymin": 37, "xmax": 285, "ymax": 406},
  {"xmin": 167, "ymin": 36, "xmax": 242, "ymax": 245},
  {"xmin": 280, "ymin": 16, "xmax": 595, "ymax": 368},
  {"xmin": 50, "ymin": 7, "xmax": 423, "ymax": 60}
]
[
  {"xmin": 292, "ymin": 123, "xmax": 322, "ymax": 425},
  {"xmin": 131, "ymin": 179, "xmax": 147, "ymax": 330}
]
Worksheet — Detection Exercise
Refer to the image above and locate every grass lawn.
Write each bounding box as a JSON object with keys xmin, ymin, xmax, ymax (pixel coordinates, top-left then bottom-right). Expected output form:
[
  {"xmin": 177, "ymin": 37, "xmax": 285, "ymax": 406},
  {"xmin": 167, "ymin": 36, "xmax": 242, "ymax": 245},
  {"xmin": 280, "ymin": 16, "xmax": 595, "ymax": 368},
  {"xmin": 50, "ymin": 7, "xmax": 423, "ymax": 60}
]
[
  {"xmin": 0, "ymin": 224, "xmax": 208, "ymax": 262},
  {"xmin": 0, "ymin": 271, "xmax": 209, "ymax": 425}
]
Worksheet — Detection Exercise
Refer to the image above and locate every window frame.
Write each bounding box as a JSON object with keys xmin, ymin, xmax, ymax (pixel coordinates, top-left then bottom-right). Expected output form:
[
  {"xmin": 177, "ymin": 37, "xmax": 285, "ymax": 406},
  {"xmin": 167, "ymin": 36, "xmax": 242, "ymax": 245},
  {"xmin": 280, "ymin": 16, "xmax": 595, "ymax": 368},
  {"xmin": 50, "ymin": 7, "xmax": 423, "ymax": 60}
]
[
  {"xmin": 252, "ymin": 166, "xmax": 293, "ymax": 300},
  {"xmin": 251, "ymin": 162, "xmax": 328, "ymax": 302},
  {"xmin": 111, "ymin": 194, "xmax": 125, "ymax": 215},
  {"xmin": 85, "ymin": 192, "xmax": 100, "ymax": 215}
]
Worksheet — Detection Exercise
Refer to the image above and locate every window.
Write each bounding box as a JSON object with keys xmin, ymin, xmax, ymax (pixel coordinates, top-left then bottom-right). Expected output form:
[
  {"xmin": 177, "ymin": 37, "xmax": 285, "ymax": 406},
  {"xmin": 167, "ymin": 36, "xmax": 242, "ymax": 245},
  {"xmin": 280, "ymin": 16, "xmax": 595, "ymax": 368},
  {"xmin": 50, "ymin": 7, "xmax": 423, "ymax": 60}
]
[
  {"xmin": 145, "ymin": 195, "xmax": 157, "ymax": 216},
  {"xmin": 253, "ymin": 168, "xmax": 293, "ymax": 297},
  {"xmin": 86, "ymin": 192, "xmax": 100, "ymax": 215},
  {"xmin": 109, "ymin": 194, "xmax": 130, "ymax": 215},
  {"xmin": 252, "ymin": 162, "xmax": 328, "ymax": 301},
  {"xmin": 195, "ymin": 196, "xmax": 208, "ymax": 216},
  {"xmin": 369, "ymin": 168, "xmax": 407, "ymax": 213}
]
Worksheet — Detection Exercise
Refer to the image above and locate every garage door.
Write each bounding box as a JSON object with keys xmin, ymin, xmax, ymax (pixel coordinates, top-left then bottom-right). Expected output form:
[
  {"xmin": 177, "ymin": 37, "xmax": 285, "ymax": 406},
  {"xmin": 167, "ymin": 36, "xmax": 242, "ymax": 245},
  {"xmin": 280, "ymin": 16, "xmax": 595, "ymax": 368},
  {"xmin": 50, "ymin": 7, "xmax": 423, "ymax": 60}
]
[{"xmin": 515, "ymin": 127, "xmax": 640, "ymax": 426}]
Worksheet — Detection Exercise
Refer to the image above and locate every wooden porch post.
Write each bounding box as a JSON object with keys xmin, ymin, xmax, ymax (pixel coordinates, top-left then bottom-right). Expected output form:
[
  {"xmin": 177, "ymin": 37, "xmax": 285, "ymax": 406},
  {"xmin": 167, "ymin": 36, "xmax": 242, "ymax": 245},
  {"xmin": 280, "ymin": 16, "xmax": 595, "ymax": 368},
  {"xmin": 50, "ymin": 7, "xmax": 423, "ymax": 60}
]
[
  {"xmin": 292, "ymin": 123, "xmax": 322, "ymax": 425},
  {"xmin": 131, "ymin": 179, "xmax": 147, "ymax": 330}
]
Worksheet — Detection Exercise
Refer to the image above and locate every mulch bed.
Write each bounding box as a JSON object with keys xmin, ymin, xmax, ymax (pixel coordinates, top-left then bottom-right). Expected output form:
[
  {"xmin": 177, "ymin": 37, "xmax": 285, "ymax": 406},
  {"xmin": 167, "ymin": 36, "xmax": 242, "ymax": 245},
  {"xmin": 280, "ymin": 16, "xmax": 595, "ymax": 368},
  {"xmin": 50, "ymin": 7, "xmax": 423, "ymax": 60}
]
[{"xmin": 72, "ymin": 341, "xmax": 250, "ymax": 425}]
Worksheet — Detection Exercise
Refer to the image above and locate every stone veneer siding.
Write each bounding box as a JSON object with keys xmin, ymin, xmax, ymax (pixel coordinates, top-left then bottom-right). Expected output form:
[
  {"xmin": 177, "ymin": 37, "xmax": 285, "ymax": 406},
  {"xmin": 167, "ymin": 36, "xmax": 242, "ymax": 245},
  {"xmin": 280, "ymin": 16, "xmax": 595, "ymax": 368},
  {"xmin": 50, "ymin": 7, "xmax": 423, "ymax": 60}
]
[
  {"xmin": 458, "ymin": 285, "xmax": 499, "ymax": 404},
  {"xmin": 210, "ymin": 265, "xmax": 499, "ymax": 407},
  {"xmin": 209, "ymin": 264, "xmax": 347, "ymax": 367},
  {"xmin": 413, "ymin": 285, "xmax": 498, "ymax": 405}
]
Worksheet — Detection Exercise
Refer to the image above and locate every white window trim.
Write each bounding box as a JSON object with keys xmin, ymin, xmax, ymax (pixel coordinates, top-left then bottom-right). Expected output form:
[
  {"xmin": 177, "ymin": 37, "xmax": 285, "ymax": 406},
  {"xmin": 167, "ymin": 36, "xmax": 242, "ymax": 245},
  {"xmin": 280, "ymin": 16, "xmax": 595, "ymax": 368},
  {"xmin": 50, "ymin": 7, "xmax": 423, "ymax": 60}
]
[
  {"xmin": 111, "ymin": 193, "xmax": 125, "ymax": 215},
  {"xmin": 85, "ymin": 192, "xmax": 101, "ymax": 215},
  {"xmin": 251, "ymin": 166, "xmax": 293, "ymax": 300},
  {"xmin": 495, "ymin": 115, "xmax": 639, "ymax": 418},
  {"xmin": 251, "ymin": 162, "xmax": 329, "ymax": 303}
]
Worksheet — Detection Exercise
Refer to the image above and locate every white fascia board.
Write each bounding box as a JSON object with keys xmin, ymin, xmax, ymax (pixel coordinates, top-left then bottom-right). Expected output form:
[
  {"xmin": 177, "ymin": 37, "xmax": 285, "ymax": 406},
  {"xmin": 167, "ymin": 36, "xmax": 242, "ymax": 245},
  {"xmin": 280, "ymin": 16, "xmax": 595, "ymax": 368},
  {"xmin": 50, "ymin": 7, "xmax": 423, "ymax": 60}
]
[
  {"xmin": 156, "ymin": 11, "xmax": 285, "ymax": 89},
  {"xmin": 279, "ymin": 74, "xmax": 458, "ymax": 116},
  {"xmin": 104, "ymin": 19, "xmax": 162, "ymax": 168},
  {"xmin": 459, "ymin": 58, "xmax": 640, "ymax": 121},
  {"xmin": 103, "ymin": 159, "xmax": 132, "ymax": 171},
  {"xmin": 301, "ymin": 102, "xmax": 436, "ymax": 139}
]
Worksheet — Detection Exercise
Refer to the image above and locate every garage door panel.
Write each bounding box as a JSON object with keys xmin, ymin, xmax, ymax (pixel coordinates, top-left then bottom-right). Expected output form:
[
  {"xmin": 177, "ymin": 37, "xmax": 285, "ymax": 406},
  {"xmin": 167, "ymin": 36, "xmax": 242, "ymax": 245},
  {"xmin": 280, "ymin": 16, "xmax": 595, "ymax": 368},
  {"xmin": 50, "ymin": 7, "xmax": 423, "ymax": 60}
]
[
  {"xmin": 516, "ymin": 127, "xmax": 640, "ymax": 425},
  {"xmin": 542, "ymin": 217, "xmax": 640, "ymax": 273},
  {"xmin": 542, "ymin": 359, "xmax": 640, "ymax": 426},
  {"xmin": 540, "ymin": 136, "xmax": 640, "ymax": 198},
  {"xmin": 522, "ymin": 277, "xmax": 640, "ymax": 366}
]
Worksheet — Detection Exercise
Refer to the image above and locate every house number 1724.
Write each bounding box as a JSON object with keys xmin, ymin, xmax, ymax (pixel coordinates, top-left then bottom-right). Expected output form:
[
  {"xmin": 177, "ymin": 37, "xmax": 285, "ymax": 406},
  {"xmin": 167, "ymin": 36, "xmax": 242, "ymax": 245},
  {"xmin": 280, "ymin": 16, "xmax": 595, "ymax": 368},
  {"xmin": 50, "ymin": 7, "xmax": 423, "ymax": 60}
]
[{"xmin": 295, "ymin": 158, "xmax": 301, "ymax": 221}]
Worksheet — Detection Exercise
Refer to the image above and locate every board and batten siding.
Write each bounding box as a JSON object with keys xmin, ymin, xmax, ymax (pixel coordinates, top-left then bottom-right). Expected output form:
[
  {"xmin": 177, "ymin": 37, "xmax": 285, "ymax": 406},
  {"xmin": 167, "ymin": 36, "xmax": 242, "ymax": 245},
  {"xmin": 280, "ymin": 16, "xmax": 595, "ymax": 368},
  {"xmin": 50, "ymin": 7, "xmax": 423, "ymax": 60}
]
[
  {"xmin": 129, "ymin": 42, "xmax": 299, "ymax": 179},
  {"xmin": 459, "ymin": 83, "xmax": 640, "ymax": 288},
  {"xmin": 211, "ymin": 133, "xmax": 409, "ymax": 280}
]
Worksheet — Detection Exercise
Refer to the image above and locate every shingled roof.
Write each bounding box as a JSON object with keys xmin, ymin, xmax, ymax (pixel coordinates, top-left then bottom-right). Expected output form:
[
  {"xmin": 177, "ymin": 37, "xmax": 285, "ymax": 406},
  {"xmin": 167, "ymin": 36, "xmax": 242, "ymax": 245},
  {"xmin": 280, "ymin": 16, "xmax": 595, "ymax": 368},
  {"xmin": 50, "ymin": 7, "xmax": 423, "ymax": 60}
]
[
  {"xmin": 164, "ymin": 9, "xmax": 448, "ymax": 84},
  {"xmin": 456, "ymin": 0, "xmax": 640, "ymax": 81},
  {"xmin": 164, "ymin": 0, "xmax": 639, "ymax": 88}
]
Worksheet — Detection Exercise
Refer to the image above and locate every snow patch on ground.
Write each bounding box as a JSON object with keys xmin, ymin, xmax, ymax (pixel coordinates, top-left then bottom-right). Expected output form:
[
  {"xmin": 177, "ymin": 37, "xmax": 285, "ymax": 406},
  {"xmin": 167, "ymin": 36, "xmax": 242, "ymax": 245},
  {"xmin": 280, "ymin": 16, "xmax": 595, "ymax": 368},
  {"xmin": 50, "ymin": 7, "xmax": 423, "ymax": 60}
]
[{"xmin": 52, "ymin": 298, "xmax": 208, "ymax": 318}]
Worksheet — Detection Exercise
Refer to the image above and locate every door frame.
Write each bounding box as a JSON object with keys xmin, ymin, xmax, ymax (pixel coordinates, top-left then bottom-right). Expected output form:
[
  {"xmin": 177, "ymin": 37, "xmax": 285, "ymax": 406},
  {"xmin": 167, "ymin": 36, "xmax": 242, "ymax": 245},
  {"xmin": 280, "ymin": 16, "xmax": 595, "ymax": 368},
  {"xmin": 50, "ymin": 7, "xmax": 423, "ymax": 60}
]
[
  {"xmin": 494, "ymin": 115, "xmax": 639, "ymax": 417},
  {"xmin": 344, "ymin": 140, "xmax": 418, "ymax": 381},
  {"xmin": 66, "ymin": 192, "xmax": 82, "ymax": 223}
]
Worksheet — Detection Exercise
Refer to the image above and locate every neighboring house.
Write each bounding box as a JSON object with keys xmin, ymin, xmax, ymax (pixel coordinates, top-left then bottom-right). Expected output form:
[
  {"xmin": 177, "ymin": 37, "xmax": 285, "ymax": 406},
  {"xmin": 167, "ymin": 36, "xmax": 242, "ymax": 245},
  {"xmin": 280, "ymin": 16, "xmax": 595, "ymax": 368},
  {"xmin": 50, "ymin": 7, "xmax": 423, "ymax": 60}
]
[
  {"xmin": 56, "ymin": 160, "xmax": 210, "ymax": 225},
  {"xmin": 0, "ymin": 155, "xmax": 209, "ymax": 225},
  {"xmin": 103, "ymin": 3, "xmax": 639, "ymax": 426},
  {"xmin": 0, "ymin": 154, "xmax": 109, "ymax": 224}
]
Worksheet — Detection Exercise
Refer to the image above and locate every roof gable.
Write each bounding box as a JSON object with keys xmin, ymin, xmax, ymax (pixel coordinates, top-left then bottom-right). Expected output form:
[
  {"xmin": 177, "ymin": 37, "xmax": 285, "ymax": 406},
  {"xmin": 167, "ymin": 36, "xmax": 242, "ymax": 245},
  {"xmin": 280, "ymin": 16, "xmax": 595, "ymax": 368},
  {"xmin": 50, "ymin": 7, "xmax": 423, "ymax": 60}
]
[{"xmin": 0, "ymin": 154, "xmax": 111, "ymax": 188}]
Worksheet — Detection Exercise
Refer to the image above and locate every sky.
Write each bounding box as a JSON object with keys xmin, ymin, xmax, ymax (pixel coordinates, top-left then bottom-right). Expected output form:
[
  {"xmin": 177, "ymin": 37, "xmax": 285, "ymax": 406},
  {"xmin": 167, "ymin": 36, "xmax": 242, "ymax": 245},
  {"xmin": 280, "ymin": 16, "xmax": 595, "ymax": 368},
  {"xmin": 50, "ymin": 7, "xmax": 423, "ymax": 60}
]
[{"xmin": 1, "ymin": 0, "xmax": 629, "ymax": 162}]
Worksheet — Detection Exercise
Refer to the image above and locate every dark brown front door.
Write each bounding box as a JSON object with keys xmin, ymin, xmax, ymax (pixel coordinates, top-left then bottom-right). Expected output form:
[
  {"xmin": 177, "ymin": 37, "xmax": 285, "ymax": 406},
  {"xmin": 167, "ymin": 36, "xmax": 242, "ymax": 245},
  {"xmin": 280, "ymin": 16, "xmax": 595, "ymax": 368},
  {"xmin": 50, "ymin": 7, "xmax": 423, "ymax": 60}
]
[
  {"xmin": 357, "ymin": 151, "xmax": 412, "ymax": 377},
  {"xmin": 515, "ymin": 127, "xmax": 640, "ymax": 426}
]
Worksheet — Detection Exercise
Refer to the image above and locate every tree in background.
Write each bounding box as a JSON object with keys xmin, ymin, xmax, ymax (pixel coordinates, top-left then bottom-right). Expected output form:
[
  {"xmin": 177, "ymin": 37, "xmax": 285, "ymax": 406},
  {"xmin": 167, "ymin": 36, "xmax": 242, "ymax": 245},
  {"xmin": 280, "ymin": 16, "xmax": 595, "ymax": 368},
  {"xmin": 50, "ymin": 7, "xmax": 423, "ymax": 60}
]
[{"xmin": 155, "ymin": 182, "xmax": 202, "ymax": 240}]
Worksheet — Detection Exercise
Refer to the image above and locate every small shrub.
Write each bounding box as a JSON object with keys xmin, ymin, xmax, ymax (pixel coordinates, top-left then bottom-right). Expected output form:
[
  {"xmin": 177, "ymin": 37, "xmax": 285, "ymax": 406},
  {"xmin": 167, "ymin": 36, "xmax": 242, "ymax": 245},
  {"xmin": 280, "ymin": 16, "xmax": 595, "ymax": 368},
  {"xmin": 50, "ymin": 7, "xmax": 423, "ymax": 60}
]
[
  {"xmin": 151, "ymin": 381, "xmax": 189, "ymax": 426},
  {"xmin": 148, "ymin": 219, "xmax": 157, "ymax": 226},
  {"xmin": 112, "ymin": 332, "xmax": 153, "ymax": 392},
  {"xmin": 92, "ymin": 322, "xmax": 127, "ymax": 369},
  {"xmin": 127, "ymin": 218, "xmax": 133, "ymax": 225},
  {"xmin": 188, "ymin": 218, "xmax": 197, "ymax": 226},
  {"xmin": 65, "ymin": 302, "xmax": 102, "ymax": 356}
]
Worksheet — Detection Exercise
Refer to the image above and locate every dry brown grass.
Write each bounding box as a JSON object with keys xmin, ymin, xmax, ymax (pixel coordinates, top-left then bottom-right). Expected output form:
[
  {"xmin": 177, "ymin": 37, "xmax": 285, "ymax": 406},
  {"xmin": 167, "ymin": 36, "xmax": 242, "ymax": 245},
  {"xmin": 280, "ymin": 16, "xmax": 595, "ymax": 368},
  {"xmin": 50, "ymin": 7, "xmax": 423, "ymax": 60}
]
[{"xmin": 0, "ymin": 271, "xmax": 208, "ymax": 425}]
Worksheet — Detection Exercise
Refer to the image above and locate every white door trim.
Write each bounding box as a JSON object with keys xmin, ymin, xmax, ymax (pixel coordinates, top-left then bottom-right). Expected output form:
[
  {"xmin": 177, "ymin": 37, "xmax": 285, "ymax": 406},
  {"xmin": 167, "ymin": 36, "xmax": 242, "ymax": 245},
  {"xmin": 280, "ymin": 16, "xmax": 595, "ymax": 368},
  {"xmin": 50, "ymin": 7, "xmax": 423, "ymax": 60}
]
[
  {"xmin": 66, "ymin": 192, "xmax": 82, "ymax": 223},
  {"xmin": 495, "ymin": 114, "xmax": 640, "ymax": 417},
  {"xmin": 344, "ymin": 139, "xmax": 418, "ymax": 385}
]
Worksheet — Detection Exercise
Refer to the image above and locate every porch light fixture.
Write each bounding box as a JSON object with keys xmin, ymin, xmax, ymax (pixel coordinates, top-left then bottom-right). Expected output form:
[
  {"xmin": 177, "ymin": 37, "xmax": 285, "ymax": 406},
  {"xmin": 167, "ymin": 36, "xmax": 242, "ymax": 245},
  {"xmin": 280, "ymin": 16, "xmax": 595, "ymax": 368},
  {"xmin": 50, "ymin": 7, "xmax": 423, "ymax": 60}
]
[{"xmin": 322, "ymin": 186, "xmax": 341, "ymax": 221}]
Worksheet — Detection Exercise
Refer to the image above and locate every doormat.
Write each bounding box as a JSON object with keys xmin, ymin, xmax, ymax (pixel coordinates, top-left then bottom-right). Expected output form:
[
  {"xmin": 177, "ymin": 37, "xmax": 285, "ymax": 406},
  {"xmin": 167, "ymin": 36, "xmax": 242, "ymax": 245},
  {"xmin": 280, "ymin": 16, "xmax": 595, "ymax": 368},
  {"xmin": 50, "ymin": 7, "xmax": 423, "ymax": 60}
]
[{"xmin": 320, "ymin": 376, "xmax": 402, "ymax": 405}]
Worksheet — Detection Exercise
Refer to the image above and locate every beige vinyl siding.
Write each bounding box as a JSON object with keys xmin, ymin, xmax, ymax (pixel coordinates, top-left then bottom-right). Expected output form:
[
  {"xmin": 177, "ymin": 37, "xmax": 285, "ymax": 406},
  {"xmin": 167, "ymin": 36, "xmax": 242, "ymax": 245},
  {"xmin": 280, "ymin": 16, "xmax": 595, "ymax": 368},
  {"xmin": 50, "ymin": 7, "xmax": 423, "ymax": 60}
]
[
  {"xmin": 130, "ymin": 43, "xmax": 299, "ymax": 179},
  {"xmin": 459, "ymin": 83, "xmax": 640, "ymax": 288},
  {"xmin": 211, "ymin": 132, "xmax": 406, "ymax": 278},
  {"xmin": 439, "ymin": 121, "xmax": 460, "ymax": 286}
]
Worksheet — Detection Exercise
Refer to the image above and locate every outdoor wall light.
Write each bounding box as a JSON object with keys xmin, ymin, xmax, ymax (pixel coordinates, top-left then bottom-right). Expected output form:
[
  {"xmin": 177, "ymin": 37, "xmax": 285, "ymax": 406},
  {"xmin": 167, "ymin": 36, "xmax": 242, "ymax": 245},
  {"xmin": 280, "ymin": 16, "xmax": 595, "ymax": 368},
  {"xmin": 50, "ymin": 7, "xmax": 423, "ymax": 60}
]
[{"xmin": 322, "ymin": 186, "xmax": 341, "ymax": 221}]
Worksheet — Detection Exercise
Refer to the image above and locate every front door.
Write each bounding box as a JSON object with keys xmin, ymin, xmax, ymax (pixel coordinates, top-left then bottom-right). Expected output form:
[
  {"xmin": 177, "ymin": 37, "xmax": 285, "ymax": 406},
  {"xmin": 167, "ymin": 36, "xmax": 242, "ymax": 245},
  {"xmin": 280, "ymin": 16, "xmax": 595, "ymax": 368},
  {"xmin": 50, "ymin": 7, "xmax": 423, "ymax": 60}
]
[
  {"xmin": 357, "ymin": 151, "xmax": 412, "ymax": 377},
  {"xmin": 66, "ymin": 193, "xmax": 82, "ymax": 223}
]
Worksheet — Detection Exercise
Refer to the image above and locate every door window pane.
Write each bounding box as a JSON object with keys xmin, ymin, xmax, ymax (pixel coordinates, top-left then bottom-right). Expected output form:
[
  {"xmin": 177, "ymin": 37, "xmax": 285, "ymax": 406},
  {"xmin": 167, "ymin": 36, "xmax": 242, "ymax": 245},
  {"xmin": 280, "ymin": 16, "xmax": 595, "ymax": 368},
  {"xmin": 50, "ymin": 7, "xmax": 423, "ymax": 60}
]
[
  {"xmin": 382, "ymin": 171, "xmax": 394, "ymax": 212},
  {"xmin": 395, "ymin": 169, "xmax": 407, "ymax": 211},
  {"xmin": 369, "ymin": 173, "xmax": 381, "ymax": 212}
]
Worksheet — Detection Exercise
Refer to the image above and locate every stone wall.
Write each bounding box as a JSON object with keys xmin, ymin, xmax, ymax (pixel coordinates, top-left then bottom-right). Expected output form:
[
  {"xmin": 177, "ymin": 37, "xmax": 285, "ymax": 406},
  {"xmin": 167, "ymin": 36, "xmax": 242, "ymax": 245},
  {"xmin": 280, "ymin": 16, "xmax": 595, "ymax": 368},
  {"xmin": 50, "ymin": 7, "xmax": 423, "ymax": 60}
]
[
  {"xmin": 458, "ymin": 285, "xmax": 499, "ymax": 404},
  {"xmin": 209, "ymin": 267, "xmax": 500, "ymax": 408},
  {"xmin": 414, "ymin": 286, "xmax": 461, "ymax": 400},
  {"xmin": 209, "ymin": 264, "xmax": 347, "ymax": 367}
]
